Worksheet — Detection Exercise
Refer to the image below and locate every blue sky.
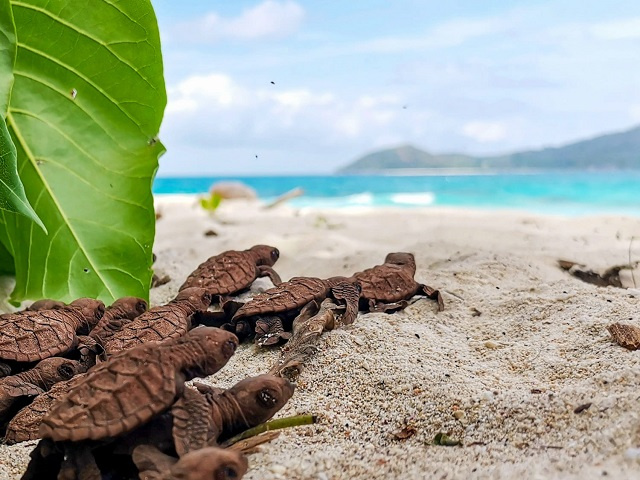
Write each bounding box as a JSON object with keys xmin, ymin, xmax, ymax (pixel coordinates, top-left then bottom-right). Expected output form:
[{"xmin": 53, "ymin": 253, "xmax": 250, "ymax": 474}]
[{"xmin": 153, "ymin": 0, "xmax": 640, "ymax": 175}]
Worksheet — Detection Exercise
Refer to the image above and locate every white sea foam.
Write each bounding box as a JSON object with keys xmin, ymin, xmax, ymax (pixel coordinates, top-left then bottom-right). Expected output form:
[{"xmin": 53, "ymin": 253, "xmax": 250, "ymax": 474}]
[
  {"xmin": 390, "ymin": 192, "xmax": 435, "ymax": 205},
  {"xmin": 346, "ymin": 192, "xmax": 374, "ymax": 205}
]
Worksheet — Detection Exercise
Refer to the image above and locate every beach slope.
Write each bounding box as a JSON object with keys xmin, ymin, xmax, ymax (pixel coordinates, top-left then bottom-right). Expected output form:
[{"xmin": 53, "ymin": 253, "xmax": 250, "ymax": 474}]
[{"xmin": 1, "ymin": 196, "xmax": 639, "ymax": 480}]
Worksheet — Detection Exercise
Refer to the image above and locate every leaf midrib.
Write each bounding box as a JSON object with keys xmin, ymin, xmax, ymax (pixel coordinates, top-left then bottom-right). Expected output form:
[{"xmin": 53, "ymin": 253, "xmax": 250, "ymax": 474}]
[{"xmin": 6, "ymin": 110, "xmax": 116, "ymax": 299}]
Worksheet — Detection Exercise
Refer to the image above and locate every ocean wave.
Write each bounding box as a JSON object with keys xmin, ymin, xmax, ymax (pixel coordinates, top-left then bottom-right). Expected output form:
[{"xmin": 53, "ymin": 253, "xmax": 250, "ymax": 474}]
[
  {"xmin": 390, "ymin": 192, "xmax": 435, "ymax": 205},
  {"xmin": 345, "ymin": 192, "xmax": 374, "ymax": 205}
]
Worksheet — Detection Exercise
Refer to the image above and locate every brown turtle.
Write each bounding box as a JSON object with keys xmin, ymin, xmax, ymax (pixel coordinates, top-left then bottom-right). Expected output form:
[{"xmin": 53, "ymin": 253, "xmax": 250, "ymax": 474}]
[
  {"xmin": 353, "ymin": 252, "xmax": 444, "ymax": 312},
  {"xmin": 102, "ymin": 288, "xmax": 211, "ymax": 355},
  {"xmin": 179, "ymin": 245, "xmax": 282, "ymax": 301},
  {"xmin": 269, "ymin": 298, "xmax": 342, "ymax": 381},
  {"xmin": 40, "ymin": 326, "xmax": 238, "ymax": 443},
  {"xmin": 26, "ymin": 299, "xmax": 66, "ymax": 311},
  {"xmin": 228, "ymin": 276, "xmax": 361, "ymax": 346},
  {"xmin": 169, "ymin": 374, "xmax": 294, "ymax": 454},
  {"xmin": 88, "ymin": 296, "xmax": 148, "ymax": 345},
  {"xmin": 4, "ymin": 374, "xmax": 85, "ymax": 444},
  {"xmin": 22, "ymin": 367, "xmax": 291, "ymax": 479},
  {"xmin": 0, "ymin": 298, "xmax": 105, "ymax": 376},
  {"xmin": 132, "ymin": 444, "xmax": 248, "ymax": 480},
  {"xmin": 0, "ymin": 357, "xmax": 83, "ymax": 430}
]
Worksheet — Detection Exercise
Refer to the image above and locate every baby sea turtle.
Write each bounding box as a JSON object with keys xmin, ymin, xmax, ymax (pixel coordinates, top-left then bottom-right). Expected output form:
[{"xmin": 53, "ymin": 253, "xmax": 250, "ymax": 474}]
[
  {"xmin": 0, "ymin": 298, "xmax": 105, "ymax": 376},
  {"xmin": 228, "ymin": 276, "xmax": 360, "ymax": 345},
  {"xmin": 4, "ymin": 374, "xmax": 85, "ymax": 444},
  {"xmin": 102, "ymin": 288, "xmax": 211, "ymax": 355},
  {"xmin": 0, "ymin": 357, "xmax": 83, "ymax": 430},
  {"xmin": 88, "ymin": 296, "xmax": 148, "ymax": 345},
  {"xmin": 171, "ymin": 374, "xmax": 294, "ymax": 453},
  {"xmin": 132, "ymin": 444, "xmax": 248, "ymax": 480},
  {"xmin": 179, "ymin": 245, "xmax": 282, "ymax": 301},
  {"xmin": 269, "ymin": 298, "xmax": 342, "ymax": 381},
  {"xmin": 22, "ymin": 363, "xmax": 291, "ymax": 480},
  {"xmin": 353, "ymin": 252, "xmax": 444, "ymax": 312},
  {"xmin": 40, "ymin": 326, "xmax": 238, "ymax": 443}
]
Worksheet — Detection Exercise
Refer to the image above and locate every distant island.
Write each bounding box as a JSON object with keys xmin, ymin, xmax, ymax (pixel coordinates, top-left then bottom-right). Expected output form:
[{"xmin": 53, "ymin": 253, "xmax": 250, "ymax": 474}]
[{"xmin": 338, "ymin": 124, "xmax": 640, "ymax": 173}]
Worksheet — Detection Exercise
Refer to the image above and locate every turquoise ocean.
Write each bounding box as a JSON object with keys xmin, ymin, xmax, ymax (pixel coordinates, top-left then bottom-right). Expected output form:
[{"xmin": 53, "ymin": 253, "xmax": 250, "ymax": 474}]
[{"xmin": 153, "ymin": 171, "xmax": 640, "ymax": 216}]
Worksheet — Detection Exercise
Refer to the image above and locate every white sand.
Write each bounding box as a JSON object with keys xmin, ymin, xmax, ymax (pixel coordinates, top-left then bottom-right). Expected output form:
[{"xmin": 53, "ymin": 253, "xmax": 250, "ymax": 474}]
[{"xmin": 2, "ymin": 196, "xmax": 640, "ymax": 480}]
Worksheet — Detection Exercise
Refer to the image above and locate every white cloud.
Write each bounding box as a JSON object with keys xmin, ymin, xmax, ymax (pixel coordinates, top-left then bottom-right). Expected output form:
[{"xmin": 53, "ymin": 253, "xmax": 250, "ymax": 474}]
[
  {"xmin": 163, "ymin": 73, "xmax": 413, "ymax": 157},
  {"xmin": 590, "ymin": 17, "xmax": 640, "ymax": 40},
  {"xmin": 462, "ymin": 121, "xmax": 508, "ymax": 143},
  {"xmin": 173, "ymin": 1, "xmax": 304, "ymax": 43},
  {"xmin": 349, "ymin": 15, "xmax": 515, "ymax": 55}
]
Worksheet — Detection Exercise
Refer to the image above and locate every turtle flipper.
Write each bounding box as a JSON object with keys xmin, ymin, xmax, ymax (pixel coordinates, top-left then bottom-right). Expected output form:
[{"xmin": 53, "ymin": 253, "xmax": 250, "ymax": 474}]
[
  {"xmin": 419, "ymin": 284, "xmax": 445, "ymax": 311},
  {"xmin": 0, "ymin": 362, "xmax": 11, "ymax": 377},
  {"xmin": 255, "ymin": 316, "xmax": 291, "ymax": 347},
  {"xmin": 171, "ymin": 385, "xmax": 213, "ymax": 457},
  {"xmin": 257, "ymin": 265, "xmax": 282, "ymax": 285},
  {"xmin": 58, "ymin": 444, "xmax": 101, "ymax": 480},
  {"xmin": 369, "ymin": 300, "xmax": 409, "ymax": 313},
  {"xmin": 329, "ymin": 282, "xmax": 361, "ymax": 326},
  {"xmin": 76, "ymin": 336, "xmax": 106, "ymax": 369}
]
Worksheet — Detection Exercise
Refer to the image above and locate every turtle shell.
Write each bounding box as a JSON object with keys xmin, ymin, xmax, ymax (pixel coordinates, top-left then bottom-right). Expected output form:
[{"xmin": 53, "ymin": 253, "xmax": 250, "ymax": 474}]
[
  {"xmin": 103, "ymin": 288, "xmax": 210, "ymax": 354},
  {"xmin": 40, "ymin": 343, "xmax": 182, "ymax": 442},
  {"xmin": 0, "ymin": 310, "xmax": 80, "ymax": 362},
  {"xmin": 40, "ymin": 327, "xmax": 237, "ymax": 443},
  {"xmin": 233, "ymin": 277, "xmax": 330, "ymax": 320},
  {"xmin": 102, "ymin": 304, "xmax": 191, "ymax": 354},
  {"xmin": 180, "ymin": 247, "xmax": 276, "ymax": 295},
  {"xmin": 354, "ymin": 263, "xmax": 420, "ymax": 303}
]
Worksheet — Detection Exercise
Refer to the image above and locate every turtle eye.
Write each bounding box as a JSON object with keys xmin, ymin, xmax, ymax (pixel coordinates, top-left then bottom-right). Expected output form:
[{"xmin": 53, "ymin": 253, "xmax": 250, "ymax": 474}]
[
  {"xmin": 271, "ymin": 248, "xmax": 279, "ymax": 261},
  {"xmin": 258, "ymin": 388, "xmax": 277, "ymax": 407},
  {"xmin": 136, "ymin": 301, "xmax": 147, "ymax": 313},
  {"xmin": 58, "ymin": 363, "xmax": 75, "ymax": 379},
  {"xmin": 215, "ymin": 466, "xmax": 238, "ymax": 480}
]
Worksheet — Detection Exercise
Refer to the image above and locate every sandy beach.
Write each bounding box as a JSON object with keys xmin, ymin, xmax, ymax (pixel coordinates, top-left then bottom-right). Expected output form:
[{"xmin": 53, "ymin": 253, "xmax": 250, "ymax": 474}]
[{"xmin": 2, "ymin": 195, "xmax": 640, "ymax": 480}]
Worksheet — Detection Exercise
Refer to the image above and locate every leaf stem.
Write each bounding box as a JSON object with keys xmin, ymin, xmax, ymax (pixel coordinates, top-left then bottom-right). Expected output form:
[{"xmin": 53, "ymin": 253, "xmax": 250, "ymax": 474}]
[{"xmin": 220, "ymin": 414, "xmax": 317, "ymax": 448}]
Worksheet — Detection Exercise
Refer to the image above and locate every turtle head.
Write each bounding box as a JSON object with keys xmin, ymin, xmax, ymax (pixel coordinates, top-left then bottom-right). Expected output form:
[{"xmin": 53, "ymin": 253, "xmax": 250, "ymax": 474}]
[
  {"xmin": 183, "ymin": 327, "xmax": 238, "ymax": 378},
  {"xmin": 33, "ymin": 357, "xmax": 82, "ymax": 388},
  {"xmin": 69, "ymin": 298, "xmax": 105, "ymax": 331},
  {"xmin": 222, "ymin": 374, "xmax": 295, "ymax": 436},
  {"xmin": 171, "ymin": 447, "xmax": 248, "ymax": 480},
  {"xmin": 250, "ymin": 244, "xmax": 280, "ymax": 266},
  {"xmin": 108, "ymin": 297, "xmax": 148, "ymax": 320},
  {"xmin": 174, "ymin": 287, "xmax": 213, "ymax": 309},
  {"xmin": 384, "ymin": 252, "xmax": 416, "ymax": 270}
]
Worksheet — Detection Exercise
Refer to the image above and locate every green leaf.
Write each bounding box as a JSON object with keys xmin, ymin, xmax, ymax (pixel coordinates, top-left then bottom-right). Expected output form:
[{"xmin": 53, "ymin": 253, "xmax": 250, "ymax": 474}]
[
  {"xmin": 0, "ymin": 114, "xmax": 45, "ymax": 228},
  {"xmin": 1, "ymin": 1, "xmax": 44, "ymax": 229},
  {"xmin": 199, "ymin": 192, "xmax": 223, "ymax": 212},
  {"xmin": 0, "ymin": 0, "xmax": 166, "ymax": 304},
  {"xmin": 0, "ymin": 236, "xmax": 13, "ymax": 274},
  {"xmin": 0, "ymin": 0, "xmax": 16, "ymax": 114}
]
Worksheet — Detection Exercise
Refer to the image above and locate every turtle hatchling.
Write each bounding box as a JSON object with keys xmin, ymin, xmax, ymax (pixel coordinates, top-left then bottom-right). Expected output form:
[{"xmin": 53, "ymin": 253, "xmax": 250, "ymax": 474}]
[
  {"xmin": 228, "ymin": 276, "xmax": 361, "ymax": 346},
  {"xmin": 0, "ymin": 298, "xmax": 105, "ymax": 376},
  {"xmin": 102, "ymin": 288, "xmax": 211, "ymax": 355},
  {"xmin": 353, "ymin": 252, "xmax": 444, "ymax": 312},
  {"xmin": 179, "ymin": 245, "xmax": 282, "ymax": 301}
]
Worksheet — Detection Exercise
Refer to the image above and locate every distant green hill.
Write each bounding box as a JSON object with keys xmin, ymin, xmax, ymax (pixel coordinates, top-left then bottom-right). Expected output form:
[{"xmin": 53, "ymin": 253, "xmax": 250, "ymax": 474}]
[{"xmin": 338, "ymin": 125, "xmax": 640, "ymax": 173}]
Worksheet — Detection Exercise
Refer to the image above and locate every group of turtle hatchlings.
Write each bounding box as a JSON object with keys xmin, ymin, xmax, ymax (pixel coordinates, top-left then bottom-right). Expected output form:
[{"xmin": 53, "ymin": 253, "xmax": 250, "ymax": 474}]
[{"xmin": 0, "ymin": 245, "xmax": 443, "ymax": 480}]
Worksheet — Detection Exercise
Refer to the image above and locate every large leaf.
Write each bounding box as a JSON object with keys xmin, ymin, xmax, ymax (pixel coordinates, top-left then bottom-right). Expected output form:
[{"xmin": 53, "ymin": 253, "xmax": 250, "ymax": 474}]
[
  {"xmin": 0, "ymin": 237, "xmax": 12, "ymax": 274},
  {"xmin": 0, "ymin": 0, "xmax": 43, "ymax": 229},
  {"xmin": 0, "ymin": 0, "xmax": 15, "ymax": 113},
  {"xmin": 0, "ymin": 0, "xmax": 166, "ymax": 304}
]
